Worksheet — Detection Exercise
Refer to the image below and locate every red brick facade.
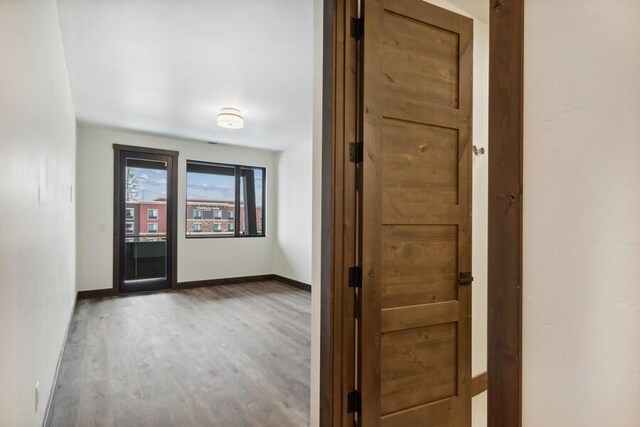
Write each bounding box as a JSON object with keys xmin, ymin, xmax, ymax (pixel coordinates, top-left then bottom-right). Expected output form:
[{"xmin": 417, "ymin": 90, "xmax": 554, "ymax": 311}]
[{"xmin": 125, "ymin": 200, "xmax": 263, "ymax": 237}]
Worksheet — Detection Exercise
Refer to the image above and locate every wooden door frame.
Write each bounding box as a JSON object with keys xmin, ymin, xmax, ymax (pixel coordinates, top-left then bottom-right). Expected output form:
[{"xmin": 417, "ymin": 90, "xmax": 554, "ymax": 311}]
[
  {"xmin": 320, "ymin": 0, "xmax": 524, "ymax": 425},
  {"xmin": 113, "ymin": 144, "xmax": 179, "ymax": 295}
]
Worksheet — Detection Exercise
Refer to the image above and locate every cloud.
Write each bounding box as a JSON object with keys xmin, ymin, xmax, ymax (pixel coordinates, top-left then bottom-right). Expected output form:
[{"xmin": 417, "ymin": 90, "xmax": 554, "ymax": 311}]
[{"xmin": 187, "ymin": 183, "xmax": 233, "ymax": 193}]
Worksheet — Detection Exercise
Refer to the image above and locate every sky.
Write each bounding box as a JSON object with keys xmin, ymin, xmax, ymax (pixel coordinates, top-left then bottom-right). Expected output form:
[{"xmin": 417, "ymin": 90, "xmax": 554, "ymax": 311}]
[
  {"xmin": 128, "ymin": 167, "xmax": 167, "ymax": 202},
  {"xmin": 188, "ymin": 169, "xmax": 263, "ymax": 205},
  {"xmin": 186, "ymin": 172, "xmax": 235, "ymax": 202},
  {"xmin": 127, "ymin": 166, "xmax": 263, "ymax": 205}
]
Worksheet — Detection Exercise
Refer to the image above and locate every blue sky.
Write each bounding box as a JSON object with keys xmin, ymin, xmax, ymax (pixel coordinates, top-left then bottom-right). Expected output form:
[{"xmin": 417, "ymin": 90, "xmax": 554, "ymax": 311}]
[
  {"xmin": 128, "ymin": 167, "xmax": 167, "ymax": 201},
  {"xmin": 128, "ymin": 167, "xmax": 263, "ymax": 205},
  {"xmin": 187, "ymin": 170, "xmax": 263, "ymax": 206},
  {"xmin": 187, "ymin": 172, "xmax": 235, "ymax": 202}
]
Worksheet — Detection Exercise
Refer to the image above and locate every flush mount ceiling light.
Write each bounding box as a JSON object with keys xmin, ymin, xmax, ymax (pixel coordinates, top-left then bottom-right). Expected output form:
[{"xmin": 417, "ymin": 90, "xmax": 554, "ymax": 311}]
[{"xmin": 217, "ymin": 107, "xmax": 244, "ymax": 129}]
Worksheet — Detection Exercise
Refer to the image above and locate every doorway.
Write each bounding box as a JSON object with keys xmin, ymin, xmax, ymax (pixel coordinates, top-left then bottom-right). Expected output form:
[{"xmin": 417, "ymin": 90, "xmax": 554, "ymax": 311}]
[
  {"xmin": 113, "ymin": 145, "xmax": 179, "ymax": 294},
  {"xmin": 319, "ymin": 0, "xmax": 524, "ymax": 425}
]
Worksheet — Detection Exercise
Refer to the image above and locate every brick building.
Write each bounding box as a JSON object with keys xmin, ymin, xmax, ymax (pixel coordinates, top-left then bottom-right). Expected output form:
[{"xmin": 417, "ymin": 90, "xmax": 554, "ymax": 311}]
[
  {"xmin": 186, "ymin": 200, "xmax": 263, "ymax": 236},
  {"xmin": 125, "ymin": 200, "xmax": 262, "ymax": 237},
  {"xmin": 125, "ymin": 201, "xmax": 167, "ymax": 237}
]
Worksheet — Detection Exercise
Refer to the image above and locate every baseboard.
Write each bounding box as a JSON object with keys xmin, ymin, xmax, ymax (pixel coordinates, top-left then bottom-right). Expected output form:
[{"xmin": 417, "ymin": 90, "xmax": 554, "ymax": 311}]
[
  {"xmin": 272, "ymin": 275, "xmax": 311, "ymax": 292},
  {"xmin": 42, "ymin": 294, "xmax": 76, "ymax": 427},
  {"xmin": 471, "ymin": 371, "xmax": 488, "ymax": 397},
  {"xmin": 77, "ymin": 274, "xmax": 311, "ymax": 299},
  {"xmin": 77, "ymin": 288, "xmax": 115, "ymax": 300},
  {"xmin": 176, "ymin": 274, "xmax": 276, "ymax": 290}
]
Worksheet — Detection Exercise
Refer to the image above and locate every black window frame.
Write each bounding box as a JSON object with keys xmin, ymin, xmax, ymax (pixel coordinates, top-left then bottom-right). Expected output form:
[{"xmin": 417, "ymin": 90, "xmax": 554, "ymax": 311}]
[{"xmin": 185, "ymin": 160, "xmax": 266, "ymax": 239}]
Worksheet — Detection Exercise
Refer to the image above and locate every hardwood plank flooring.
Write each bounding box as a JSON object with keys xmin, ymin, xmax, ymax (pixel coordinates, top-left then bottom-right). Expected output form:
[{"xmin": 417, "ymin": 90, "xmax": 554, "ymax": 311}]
[{"xmin": 47, "ymin": 281, "xmax": 311, "ymax": 427}]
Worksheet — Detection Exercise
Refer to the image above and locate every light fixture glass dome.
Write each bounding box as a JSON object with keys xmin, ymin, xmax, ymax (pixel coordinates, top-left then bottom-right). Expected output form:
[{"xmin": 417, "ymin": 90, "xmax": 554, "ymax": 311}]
[{"xmin": 217, "ymin": 107, "xmax": 244, "ymax": 129}]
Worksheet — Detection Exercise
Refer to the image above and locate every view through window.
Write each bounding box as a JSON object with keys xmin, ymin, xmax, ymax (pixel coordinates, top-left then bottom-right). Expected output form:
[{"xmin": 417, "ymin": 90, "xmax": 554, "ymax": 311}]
[
  {"xmin": 186, "ymin": 161, "xmax": 265, "ymax": 238},
  {"xmin": 124, "ymin": 158, "xmax": 168, "ymax": 280}
]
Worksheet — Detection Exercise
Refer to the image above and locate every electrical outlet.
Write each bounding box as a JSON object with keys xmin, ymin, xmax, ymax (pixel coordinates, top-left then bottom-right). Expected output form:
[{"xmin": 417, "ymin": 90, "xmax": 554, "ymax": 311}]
[{"xmin": 35, "ymin": 382, "xmax": 39, "ymax": 412}]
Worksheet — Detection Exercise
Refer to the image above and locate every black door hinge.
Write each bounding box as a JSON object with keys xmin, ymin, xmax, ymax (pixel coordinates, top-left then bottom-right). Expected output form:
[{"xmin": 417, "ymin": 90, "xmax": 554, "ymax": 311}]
[
  {"xmin": 350, "ymin": 17, "xmax": 363, "ymax": 40},
  {"xmin": 458, "ymin": 272, "xmax": 474, "ymax": 285},
  {"xmin": 347, "ymin": 390, "xmax": 362, "ymax": 413},
  {"xmin": 350, "ymin": 142, "xmax": 363, "ymax": 164},
  {"xmin": 348, "ymin": 266, "xmax": 362, "ymax": 288}
]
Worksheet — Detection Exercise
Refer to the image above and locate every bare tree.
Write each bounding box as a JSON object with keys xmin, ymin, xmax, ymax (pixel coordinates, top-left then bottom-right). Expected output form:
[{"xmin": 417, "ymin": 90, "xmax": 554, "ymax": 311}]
[{"xmin": 126, "ymin": 169, "xmax": 140, "ymax": 202}]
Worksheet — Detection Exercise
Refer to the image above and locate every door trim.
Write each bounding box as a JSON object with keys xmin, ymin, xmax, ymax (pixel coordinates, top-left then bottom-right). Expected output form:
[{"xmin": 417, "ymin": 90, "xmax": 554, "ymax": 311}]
[
  {"xmin": 113, "ymin": 144, "xmax": 179, "ymax": 294},
  {"xmin": 320, "ymin": 0, "xmax": 525, "ymax": 425},
  {"xmin": 487, "ymin": 0, "xmax": 524, "ymax": 425}
]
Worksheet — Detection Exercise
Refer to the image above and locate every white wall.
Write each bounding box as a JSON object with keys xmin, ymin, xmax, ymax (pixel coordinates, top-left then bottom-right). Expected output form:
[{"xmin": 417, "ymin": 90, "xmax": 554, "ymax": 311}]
[
  {"xmin": 275, "ymin": 141, "xmax": 313, "ymax": 284},
  {"xmin": 469, "ymin": 18, "xmax": 489, "ymax": 427},
  {"xmin": 523, "ymin": 1, "xmax": 640, "ymax": 426},
  {"xmin": 76, "ymin": 125, "xmax": 278, "ymax": 290},
  {"xmin": 0, "ymin": 1, "xmax": 77, "ymax": 425}
]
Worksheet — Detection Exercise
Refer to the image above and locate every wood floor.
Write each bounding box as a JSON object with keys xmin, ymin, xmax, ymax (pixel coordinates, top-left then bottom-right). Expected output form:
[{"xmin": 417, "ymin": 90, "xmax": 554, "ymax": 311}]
[{"xmin": 47, "ymin": 281, "xmax": 311, "ymax": 427}]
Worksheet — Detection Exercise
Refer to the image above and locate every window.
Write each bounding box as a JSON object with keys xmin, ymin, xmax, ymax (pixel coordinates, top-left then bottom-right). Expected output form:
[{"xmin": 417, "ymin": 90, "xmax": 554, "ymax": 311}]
[
  {"xmin": 186, "ymin": 161, "xmax": 266, "ymax": 238},
  {"xmin": 192, "ymin": 223, "xmax": 202, "ymax": 233},
  {"xmin": 239, "ymin": 167, "xmax": 265, "ymax": 236},
  {"xmin": 148, "ymin": 223, "xmax": 158, "ymax": 233},
  {"xmin": 125, "ymin": 208, "xmax": 135, "ymax": 220},
  {"xmin": 125, "ymin": 222, "xmax": 134, "ymax": 234},
  {"xmin": 148, "ymin": 209, "xmax": 158, "ymax": 219}
]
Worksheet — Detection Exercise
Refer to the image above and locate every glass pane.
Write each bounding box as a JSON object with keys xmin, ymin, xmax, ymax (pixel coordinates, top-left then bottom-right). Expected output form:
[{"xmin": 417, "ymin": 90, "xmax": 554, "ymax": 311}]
[
  {"xmin": 186, "ymin": 163, "xmax": 236, "ymax": 237},
  {"xmin": 239, "ymin": 167, "xmax": 264, "ymax": 236},
  {"xmin": 124, "ymin": 158, "xmax": 167, "ymax": 281}
]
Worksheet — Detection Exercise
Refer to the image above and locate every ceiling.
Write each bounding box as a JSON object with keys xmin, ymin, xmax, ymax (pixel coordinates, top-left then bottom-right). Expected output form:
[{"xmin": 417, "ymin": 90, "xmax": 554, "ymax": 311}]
[{"xmin": 57, "ymin": 0, "xmax": 314, "ymax": 151}]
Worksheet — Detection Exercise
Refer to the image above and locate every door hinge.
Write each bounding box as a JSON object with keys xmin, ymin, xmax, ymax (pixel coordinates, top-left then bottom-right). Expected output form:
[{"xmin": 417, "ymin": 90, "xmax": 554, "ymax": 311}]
[
  {"xmin": 350, "ymin": 17, "xmax": 363, "ymax": 40},
  {"xmin": 348, "ymin": 266, "xmax": 362, "ymax": 288},
  {"xmin": 350, "ymin": 142, "xmax": 363, "ymax": 164},
  {"xmin": 458, "ymin": 272, "xmax": 474, "ymax": 285},
  {"xmin": 347, "ymin": 390, "xmax": 362, "ymax": 413}
]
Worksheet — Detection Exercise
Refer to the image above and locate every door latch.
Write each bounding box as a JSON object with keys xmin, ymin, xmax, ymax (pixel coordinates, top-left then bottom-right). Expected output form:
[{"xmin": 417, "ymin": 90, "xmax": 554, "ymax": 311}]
[{"xmin": 458, "ymin": 272, "xmax": 474, "ymax": 285}]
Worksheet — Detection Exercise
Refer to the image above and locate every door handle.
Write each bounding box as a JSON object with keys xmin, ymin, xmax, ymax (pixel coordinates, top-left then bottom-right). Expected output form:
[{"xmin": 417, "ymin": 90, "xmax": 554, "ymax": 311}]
[{"xmin": 458, "ymin": 272, "xmax": 474, "ymax": 285}]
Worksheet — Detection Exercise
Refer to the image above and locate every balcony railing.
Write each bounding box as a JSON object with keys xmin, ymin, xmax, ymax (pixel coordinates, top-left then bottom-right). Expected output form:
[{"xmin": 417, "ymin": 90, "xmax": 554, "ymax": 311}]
[{"xmin": 124, "ymin": 235, "xmax": 167, "ymax": 281}]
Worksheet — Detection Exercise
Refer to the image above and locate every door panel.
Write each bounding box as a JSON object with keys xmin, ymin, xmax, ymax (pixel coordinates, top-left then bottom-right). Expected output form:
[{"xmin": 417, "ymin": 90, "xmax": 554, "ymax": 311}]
[
  {"xmin": 381, "ymin": 225, "xmax": 458, "ymax": 309},
  {"xmin": 360, "ymin": 0, "xmax": 473, "ymax": 425}
]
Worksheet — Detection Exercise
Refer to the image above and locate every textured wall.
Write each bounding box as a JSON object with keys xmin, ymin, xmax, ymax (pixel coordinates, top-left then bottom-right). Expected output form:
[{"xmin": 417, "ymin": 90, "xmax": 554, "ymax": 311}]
[{"xmin": 523, "ymin": 1, "xmax": 640, "ymax": 425}]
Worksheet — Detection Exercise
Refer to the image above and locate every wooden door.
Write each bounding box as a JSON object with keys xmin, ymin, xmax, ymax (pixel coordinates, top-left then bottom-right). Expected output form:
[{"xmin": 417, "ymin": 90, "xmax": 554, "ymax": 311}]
[{"xmin": 359, "ymin": 0, "xmax": 473, "ymax": 425}]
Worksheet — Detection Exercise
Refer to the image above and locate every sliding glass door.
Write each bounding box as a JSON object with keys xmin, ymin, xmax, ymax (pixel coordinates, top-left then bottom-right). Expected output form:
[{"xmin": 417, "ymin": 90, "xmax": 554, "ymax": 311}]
[{"xmin": 116, "ymin": 148, "xmax": 176, "ymax": 293}]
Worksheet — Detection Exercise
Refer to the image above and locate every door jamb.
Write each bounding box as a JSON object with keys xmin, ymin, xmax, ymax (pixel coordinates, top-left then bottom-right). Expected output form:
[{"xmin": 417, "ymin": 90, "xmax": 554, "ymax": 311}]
[
  {"xmin": 320, "ymin": 0, "xmax": 524, "ymax": 425},
  {"xmin": 487, "ymin": 1, "xmax": 524, "ymax": 425}
]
